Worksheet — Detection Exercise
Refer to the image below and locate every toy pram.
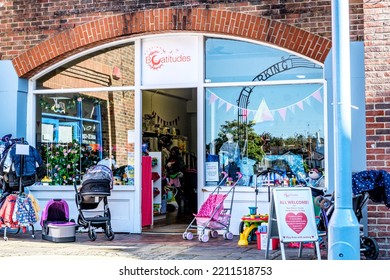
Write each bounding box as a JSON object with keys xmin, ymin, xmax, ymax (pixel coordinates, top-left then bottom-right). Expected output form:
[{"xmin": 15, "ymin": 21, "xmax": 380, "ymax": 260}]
[
  {"xmin": 74, "ymin": 164, "xmax": 115, "ymax": 241},
  {"xmin": 41, "ymin": 199, "xmax": 76, "ymax": 243},
  {"xmin": 183, "ymin": 171, "xmax": 242, "ymax": 242}
]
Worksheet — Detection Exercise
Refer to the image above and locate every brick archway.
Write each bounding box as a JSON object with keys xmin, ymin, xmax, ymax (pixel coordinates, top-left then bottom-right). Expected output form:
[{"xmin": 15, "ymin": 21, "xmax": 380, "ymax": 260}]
[{"xmin": 12, "ymin": 7, "xmax": 331, "ymax": 78}]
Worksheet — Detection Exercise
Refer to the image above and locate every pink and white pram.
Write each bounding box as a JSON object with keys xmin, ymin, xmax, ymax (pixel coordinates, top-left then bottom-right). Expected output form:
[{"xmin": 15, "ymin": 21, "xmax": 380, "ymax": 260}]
[{"xmin": 182, "ymin": 171, "xmax": 242, "ymax": 242}]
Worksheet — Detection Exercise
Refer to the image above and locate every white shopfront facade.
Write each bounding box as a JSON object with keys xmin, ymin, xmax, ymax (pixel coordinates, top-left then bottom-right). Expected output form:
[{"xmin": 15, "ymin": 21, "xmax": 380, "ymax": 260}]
[{"xmin": 4, "ymin": 33, "xmax": 366, "ymax": 235}]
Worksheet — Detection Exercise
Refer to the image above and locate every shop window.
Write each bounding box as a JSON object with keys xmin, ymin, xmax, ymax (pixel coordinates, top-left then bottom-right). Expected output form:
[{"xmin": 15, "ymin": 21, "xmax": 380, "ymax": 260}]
[
  {"xmin": 205, "ymin": 38, "xmax": 323, "ymax": 83},
  {"xmin": 36, "ymin": 90, "xmax": 136, "ymax": 186},
  {"xmin": 36, "ymin": 43, "xmax": 135, "ymax": 90},
  {"xmin": 205, "ymin": 38, "xmax": 325, "ymax": 187}
]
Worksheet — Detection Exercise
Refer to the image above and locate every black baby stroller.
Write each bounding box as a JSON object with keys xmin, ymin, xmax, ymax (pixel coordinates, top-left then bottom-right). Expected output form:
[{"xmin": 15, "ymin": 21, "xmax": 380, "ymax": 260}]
[
  {"xmin": 182, "ymin": 171, "xmax": 242, "ymax": 242},
  {"xmin": 308, "ymin": 171, "xmax": 380, "ymax": 260},
  {"xmin": 74, "ymin": 164, "xmax": 115, "ymax": 241}
]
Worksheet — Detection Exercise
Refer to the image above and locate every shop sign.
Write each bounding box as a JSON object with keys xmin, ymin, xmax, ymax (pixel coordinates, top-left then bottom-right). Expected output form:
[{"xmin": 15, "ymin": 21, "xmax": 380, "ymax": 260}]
[
  {"xmin": 141, "ymin": 36, "xmax": 198, "ymax": 85},
  {"xmin": 270, "ymin": 187, "xmax": 318, "ymax": 243}
]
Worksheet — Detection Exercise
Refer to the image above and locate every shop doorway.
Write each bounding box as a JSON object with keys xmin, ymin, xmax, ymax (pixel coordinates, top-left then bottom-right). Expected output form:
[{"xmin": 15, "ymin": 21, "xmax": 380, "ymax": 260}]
[{"xmin": 141, "ymin": 88, "xmax": 197, "ymax": 233}]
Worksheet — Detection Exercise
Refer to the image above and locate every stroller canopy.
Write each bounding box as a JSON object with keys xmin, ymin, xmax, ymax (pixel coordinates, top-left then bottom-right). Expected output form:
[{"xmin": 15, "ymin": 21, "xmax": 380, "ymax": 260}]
[
  {"xmin": 40, "ymin": 199, "xmax": 70, "ymax": 226},
  {"xmin": 83, "ymin": 164, "xmax": 113, "ymax": 183},
  {"xmin": 80, "ymin": 164, "xmax": 113, "ymax": 195}
]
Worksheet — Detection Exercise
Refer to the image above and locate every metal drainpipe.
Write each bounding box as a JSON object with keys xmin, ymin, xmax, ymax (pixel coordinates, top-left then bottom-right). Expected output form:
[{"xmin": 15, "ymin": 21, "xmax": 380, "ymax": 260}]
[{"xmin": 328, "ymin": 0, "xmax": 360, "ymax": 260}]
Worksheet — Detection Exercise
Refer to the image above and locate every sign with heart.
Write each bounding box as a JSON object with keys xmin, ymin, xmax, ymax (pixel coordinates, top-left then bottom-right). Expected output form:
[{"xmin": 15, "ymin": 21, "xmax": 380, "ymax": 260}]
[
  {"xmin": 285, "ymin": 212, "xmax": 308, "ymax": 234},
  {"xmin": 269, "ymin": 187, "xmax": 318, "ymax": 243}
]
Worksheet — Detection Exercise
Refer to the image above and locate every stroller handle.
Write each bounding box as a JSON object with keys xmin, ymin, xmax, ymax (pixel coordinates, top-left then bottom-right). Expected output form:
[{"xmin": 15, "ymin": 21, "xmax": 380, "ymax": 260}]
[{"xmin": 236, "ymin": 171, "xmax": 243, "ymax": 181}]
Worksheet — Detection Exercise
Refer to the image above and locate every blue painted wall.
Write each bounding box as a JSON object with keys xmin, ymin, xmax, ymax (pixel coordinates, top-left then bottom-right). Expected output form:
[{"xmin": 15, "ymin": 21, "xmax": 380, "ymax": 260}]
[
  {"xmin": 325, "ymin": 41, "xmax": 366, "ymax": 192},
  {"xmin": 0, "ymin": 60, "xmax": 28, "ymax": 139}
]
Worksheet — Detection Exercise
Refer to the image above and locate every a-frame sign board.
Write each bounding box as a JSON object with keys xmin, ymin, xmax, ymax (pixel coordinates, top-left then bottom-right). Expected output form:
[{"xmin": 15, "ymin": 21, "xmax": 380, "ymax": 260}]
[{"xmin": 265, "ymin": 187, "xmax": 321, "ymax": 260}]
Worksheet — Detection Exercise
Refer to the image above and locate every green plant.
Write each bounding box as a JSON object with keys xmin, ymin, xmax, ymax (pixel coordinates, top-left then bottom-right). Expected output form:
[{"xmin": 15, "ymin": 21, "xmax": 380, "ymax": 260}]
[{"xmin": 42, "ymin": 140, "xmax": 81, "ymax": 185}]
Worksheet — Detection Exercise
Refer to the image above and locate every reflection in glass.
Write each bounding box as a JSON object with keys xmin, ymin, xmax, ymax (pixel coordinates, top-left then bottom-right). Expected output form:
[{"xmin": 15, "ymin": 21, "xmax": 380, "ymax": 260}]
[
  {"xmin": 205, "ymin": 84, "xmax": 324, "ymax": 187},
  {"xmin": 205, "ymin": 38, "xmax": 323, "ymax": 83},
  {"xmin": 204, "ymin": 37, "xmax": 325, "ymax": 187},
  {"xmin": 36, "ymin": 43, "xmax": 135, "ymax": 89},
  {"xmin": 36, "ymin": 91, "xmax": 135, "ymax": 185}
]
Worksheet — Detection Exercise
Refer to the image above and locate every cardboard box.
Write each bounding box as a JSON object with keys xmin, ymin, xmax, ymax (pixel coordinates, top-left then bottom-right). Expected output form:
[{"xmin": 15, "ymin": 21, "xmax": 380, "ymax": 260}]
[{"xmin": 256, "ymin": 231, "xmax": 279, "ymax": 250}]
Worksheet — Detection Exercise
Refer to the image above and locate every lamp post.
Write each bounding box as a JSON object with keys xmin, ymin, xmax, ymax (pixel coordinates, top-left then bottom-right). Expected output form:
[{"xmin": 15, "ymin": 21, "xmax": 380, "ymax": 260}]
[{"xmin": 328, "ymin": 0, "xmax": 360, "ymax": 260}]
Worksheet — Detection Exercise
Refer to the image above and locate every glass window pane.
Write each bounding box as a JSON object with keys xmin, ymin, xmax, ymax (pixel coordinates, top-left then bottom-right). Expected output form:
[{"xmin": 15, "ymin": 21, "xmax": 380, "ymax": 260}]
[
  {"xmin": 205, "ymin": 38, "xmax": 323, "ymax": 83},
  {"xmin": 36, "ymin": 90, "xmax": 135, "ymax": 185},
  {"xmin": 205, "ymin": 84, "xmax": 324, "ymax": 186},
  {"xmin": 36, "ymin": 43, "xmax": 135, "ymax": 89}
]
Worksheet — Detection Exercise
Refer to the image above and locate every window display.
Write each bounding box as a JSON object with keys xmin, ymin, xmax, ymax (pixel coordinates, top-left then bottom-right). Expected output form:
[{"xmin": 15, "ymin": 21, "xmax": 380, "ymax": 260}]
[{"xmin": 205, "ymin": 38, "xmax": 325, "ymax": 186}]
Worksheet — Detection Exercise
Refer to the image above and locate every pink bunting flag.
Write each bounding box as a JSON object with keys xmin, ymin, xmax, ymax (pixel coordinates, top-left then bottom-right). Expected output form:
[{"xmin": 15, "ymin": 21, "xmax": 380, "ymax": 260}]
[
  {"xmin": 297, "ymin": 101, "xmax": 304, "ymax": 110},
  {"xmin": 278, "ymin": 108, "xmax": 287, "ymax": 121},
  {"xmin": 312, "ymin": 90, "xmax": 322, "ymax": 103},
  {"xmin": 209, "ymin": 93, "xmax": 217, "ymax": 104},
  {"xmin": 226, "ymin": 103, "xmax": 233, "ymax": 112}
]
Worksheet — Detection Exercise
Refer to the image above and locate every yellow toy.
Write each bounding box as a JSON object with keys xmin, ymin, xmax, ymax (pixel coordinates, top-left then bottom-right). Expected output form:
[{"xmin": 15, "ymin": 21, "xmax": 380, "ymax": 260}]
[{"xmin": 237, "ymin": 212, "xmax": 269, "ymax": 246}]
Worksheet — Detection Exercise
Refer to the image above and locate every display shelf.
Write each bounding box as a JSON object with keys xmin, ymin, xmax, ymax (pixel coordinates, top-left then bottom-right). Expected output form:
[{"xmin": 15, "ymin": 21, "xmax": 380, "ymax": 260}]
[{"xmin": 149, "ymin": 152, "xmax": 162, "ymax": 215}]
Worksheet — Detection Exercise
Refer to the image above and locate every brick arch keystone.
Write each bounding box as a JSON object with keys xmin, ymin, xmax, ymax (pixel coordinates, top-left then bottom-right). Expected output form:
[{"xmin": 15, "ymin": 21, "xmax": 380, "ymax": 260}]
[{"xmin": 12, "ymin": 7, "xmax": 331, "ymax": 78}]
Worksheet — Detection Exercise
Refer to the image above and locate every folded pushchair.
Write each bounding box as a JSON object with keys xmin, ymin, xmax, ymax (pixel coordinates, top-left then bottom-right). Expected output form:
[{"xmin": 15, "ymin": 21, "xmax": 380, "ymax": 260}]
[
  {"xmin": 41, "ymin": 199, "xmax": 76, "ymax": 243},
  {"xmin": 309, "ymin": 171, "xmax": 381, "ymax": 260},
  {"xmin": 183, "ymin": 171, "xmax": 242, "ymax": 242},
  {"xmin": 74, "ymin": 164, "xmax": 115, "ymax": 241}
]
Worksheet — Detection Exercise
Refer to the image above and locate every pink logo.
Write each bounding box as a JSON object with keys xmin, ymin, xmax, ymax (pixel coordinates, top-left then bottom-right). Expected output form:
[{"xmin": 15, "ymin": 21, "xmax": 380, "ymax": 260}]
[
  {"xmin": 285, "ymin": 212, "xmax": 308, "ymax": 234},
  {"xmin": 144, "ymin": 46, "xmax": 191, "ymax": 71}
]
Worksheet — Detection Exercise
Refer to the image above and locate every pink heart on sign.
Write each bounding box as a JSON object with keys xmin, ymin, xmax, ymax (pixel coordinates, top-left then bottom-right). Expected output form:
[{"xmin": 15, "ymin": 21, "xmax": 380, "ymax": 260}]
[{"xmin": 285, "ymin": 212, "xmax": 308, "ymax": 234}]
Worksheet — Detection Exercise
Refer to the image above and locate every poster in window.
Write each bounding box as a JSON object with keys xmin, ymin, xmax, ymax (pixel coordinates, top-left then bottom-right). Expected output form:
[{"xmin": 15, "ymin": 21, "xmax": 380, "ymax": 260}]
[
  {"xmin": 58, "ymin": 125, "xmax": 73, "ymax": 143},
  {"xmin": 42, "ymin": 123, "xmax": 54, "ymax": 142},
  {"xmin": 82, "ymin": 121, "xmax": 98, "ymax": 144}
]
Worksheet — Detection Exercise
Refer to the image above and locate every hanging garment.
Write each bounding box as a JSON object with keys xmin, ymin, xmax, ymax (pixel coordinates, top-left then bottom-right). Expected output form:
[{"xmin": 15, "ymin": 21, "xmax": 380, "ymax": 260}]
[
  {"xmin": 28, "ymin": 193, "xmax": 40, "ymax": 221},
  {"xmin": 0, "ymin": 194, "xmax": 18, "ymax": 228},
  {"xmin": 14, "ymin": 195, "xmax": 37, "ymax": 226}
]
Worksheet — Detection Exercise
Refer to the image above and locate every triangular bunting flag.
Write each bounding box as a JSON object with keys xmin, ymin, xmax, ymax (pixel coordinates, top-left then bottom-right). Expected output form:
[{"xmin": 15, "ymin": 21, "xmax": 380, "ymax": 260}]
[
  {"xmin": 304, "ymin": 97, "xmax": 312, "ymax": 107},
  {"xmin": 288, "ymin": 104, "xmax": 296, "ymax": 114},
  {"xmin": 226, "ymin": 103, "xmax": 232, "ymax": 112},
  {"xmin": 218, "ymin": 98, "xmax": 225, "ymax": 109},
  {"xmin": 278, "ymin": 108, "xmax": 287, "ymax": 121},
  {"xmin": 209, "ymin": 93, "xmax": 217, "ymax": 104},
  {"xmin": 253, "ymin": 98, "xmax": 274, "ymax": 123},
  {"xmin": 312, "ymin": 90, "xmax": 322, "ymax": 103},
  {"xmin": 297, "ymin": 101, "xmax": 304, "ymax": 110}
]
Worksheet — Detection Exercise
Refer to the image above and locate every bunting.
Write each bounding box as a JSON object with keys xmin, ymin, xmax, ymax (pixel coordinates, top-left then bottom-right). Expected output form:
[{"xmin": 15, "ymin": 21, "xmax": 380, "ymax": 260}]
[
  {"xmin": 152, "ymin": 111, "xmax": 180, "ymax": 127},
  {"xmin": 207, "ymin": 87, "xmax": 323, "ymax": 123},
  {"xmin": 253, "ymin": 99, "xmax": 274, "ymax": 123}
]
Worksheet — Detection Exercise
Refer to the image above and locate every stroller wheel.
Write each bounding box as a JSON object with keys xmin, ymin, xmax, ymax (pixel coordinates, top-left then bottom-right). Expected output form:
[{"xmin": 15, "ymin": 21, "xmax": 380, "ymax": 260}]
[
  {"xmin": 210, "ymin": 230, "xmax": 219, "ymax": 238},
  {"xmin": 361, "ymin": 236, "xmax": 379, "ymax": 260},
  {"xmin": 105, "ymin": 228, "xmax": 115, "ymax": 241},
  {"xmin": 223, "ymin": 231, "xmax": 234, "ymax": 240},
  {"xmin": 314, "ymin": 196, "xmax": 323, "ymax": 207},
  {"xmin": 199, "ymin": 234, "xmax": 209, "ymax": 243},
  {"xmin": 88, "ymin": 229, "xmax": 97, "ymax": 241},
  {"xmin": 183, "ymin": 232, "xmax": 193, "ymax": 240},
  {"xmin": 320, "ymin": 198, "xmax": 331, "ymax": 210}
]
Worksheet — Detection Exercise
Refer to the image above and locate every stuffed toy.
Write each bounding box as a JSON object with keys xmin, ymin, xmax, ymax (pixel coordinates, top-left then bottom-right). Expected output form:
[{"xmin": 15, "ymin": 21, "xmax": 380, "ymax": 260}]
[{"xmin": 308, "ymin": 168, "xmax": 324, "ymax": 189}]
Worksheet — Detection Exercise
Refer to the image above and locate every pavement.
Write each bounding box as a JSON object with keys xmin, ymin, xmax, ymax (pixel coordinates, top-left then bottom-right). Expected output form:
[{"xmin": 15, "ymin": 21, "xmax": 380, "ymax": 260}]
[{"xmin": 0, "ymin": 228, "xmax": 326, "ymax": 260}]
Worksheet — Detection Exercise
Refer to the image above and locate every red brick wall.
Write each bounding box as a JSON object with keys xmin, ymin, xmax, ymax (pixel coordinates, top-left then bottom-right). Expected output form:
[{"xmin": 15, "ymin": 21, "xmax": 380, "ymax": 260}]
[{"xmin": 364, "ymin": 0, "xmax": 390, "ymax": 259}]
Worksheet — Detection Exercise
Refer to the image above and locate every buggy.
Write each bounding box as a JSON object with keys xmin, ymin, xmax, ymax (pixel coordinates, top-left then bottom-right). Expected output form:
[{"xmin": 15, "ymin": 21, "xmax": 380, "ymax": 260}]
[
  {"xmin": 182, "ymin": 171, "xmax": 242, "ymax": 242},
  {"xmin": 74, "ymin": 164, "xmax": 115, "ymax": 241},
  {"xmin": 305, "ymin": 172, "xmax": 380, "ymax": 260}
]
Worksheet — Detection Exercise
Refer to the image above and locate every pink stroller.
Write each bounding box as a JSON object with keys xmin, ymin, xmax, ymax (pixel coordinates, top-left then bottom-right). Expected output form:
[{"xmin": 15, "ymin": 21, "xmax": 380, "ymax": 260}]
[{"xmin": 183, "ymin": 171, "xmax": 242, "ymax": 242}]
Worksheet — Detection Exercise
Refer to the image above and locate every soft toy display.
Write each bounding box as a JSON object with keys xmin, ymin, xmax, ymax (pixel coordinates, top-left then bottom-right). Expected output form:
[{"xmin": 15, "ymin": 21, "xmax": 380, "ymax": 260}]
[{"xmin": 308, "ymin": 168, "xmax": 324, "ymax": 189}]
